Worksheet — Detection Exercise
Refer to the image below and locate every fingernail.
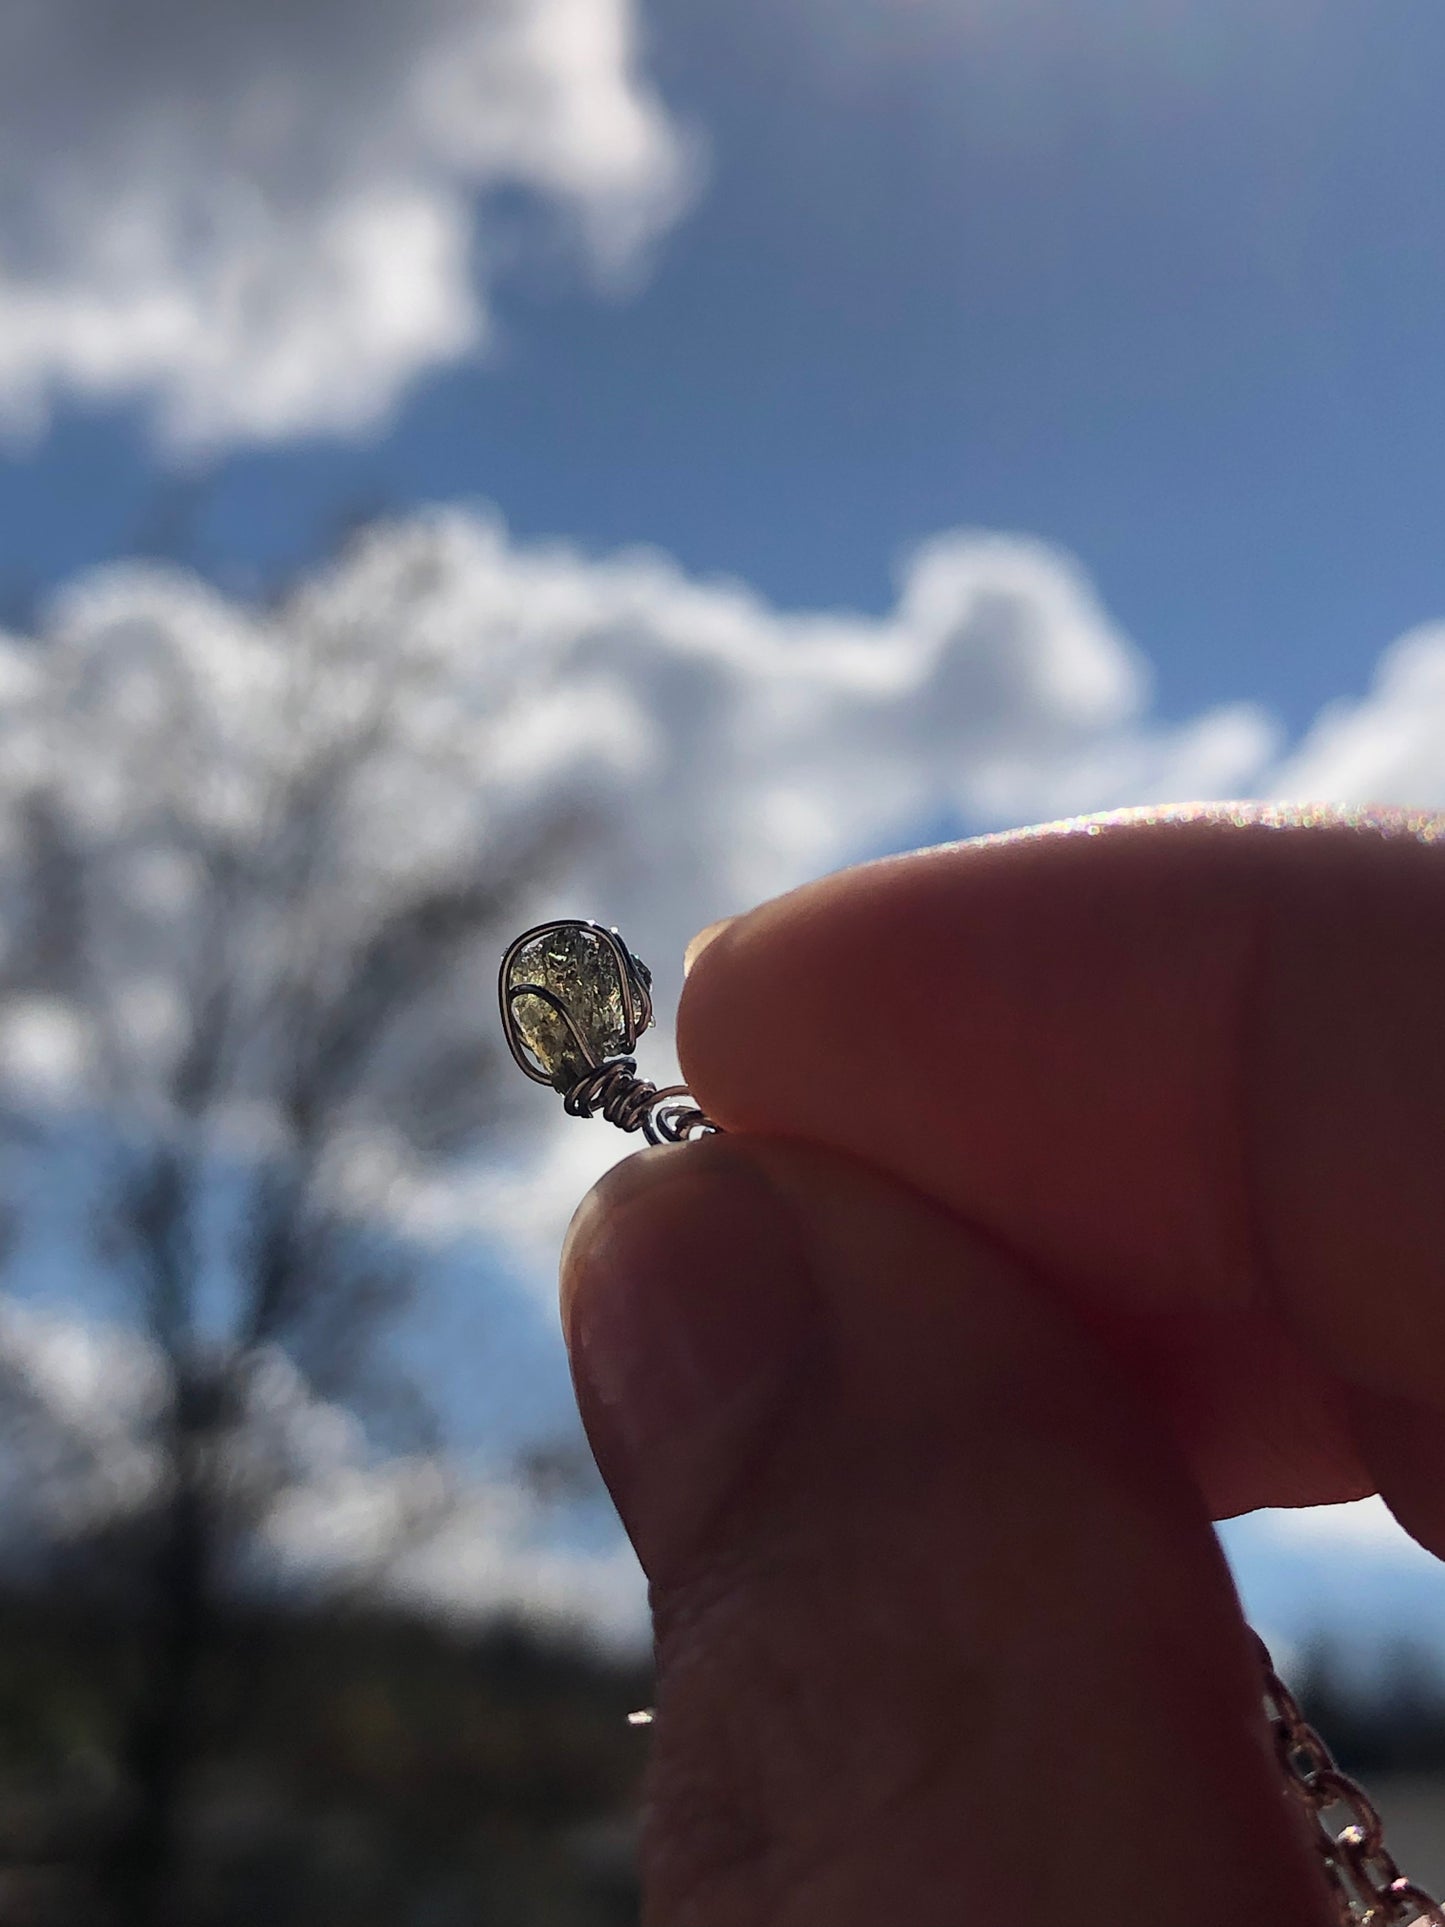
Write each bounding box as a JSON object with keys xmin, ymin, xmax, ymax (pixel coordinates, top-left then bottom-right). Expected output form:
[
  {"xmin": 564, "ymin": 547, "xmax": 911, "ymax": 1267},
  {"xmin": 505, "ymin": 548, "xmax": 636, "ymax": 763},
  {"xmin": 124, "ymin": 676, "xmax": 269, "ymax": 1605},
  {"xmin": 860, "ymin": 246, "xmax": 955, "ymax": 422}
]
[
  {"xmin": 560, "ymin": 1142, "xmax": 821, "ymax": 1576},
  {"xmin": 683, "ymin": 916, "xmax": 735, "ymax": 976}
]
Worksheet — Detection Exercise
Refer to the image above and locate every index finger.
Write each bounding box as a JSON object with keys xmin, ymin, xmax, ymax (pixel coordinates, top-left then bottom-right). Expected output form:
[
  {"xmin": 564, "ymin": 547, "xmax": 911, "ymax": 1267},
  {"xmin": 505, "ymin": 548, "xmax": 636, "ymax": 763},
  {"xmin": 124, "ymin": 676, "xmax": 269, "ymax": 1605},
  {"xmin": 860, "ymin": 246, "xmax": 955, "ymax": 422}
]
[{"xmin": 677, "ymin": 804, "xmax": 1445, "ymax": 1537}]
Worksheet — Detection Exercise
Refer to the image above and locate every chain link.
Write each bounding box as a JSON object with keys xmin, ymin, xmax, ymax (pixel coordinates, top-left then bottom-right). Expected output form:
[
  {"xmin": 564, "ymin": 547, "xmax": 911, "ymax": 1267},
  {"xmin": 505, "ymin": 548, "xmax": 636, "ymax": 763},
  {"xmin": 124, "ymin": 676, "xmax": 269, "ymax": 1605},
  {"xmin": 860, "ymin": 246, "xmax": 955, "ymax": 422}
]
[{"xmin": 1253, "ymin": 1630, "xmax": 1445, "ymax": 1925}]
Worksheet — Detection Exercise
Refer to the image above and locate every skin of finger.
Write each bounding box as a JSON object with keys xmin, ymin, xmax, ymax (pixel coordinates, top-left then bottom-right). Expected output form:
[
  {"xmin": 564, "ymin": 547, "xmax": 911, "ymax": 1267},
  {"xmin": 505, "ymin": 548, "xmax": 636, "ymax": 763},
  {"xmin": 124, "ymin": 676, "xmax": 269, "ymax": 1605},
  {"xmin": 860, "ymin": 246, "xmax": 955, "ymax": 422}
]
[
  {"xmin": 676, "ymin": 805, "xmax": 1445, "ymax": 1535},
  {"xmin": 629, "ymin": 1138, "xmax": 1335, "ymax": 1927}
]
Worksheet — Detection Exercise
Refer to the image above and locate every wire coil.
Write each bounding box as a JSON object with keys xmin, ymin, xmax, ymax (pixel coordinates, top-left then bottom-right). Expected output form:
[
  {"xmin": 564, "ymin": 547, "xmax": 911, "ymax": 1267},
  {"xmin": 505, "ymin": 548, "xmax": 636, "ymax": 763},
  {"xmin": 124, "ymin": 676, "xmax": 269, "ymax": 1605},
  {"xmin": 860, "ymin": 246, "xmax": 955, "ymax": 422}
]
[{"xmin": 563, "ymin": 1057, "xmax": 717, "ymax": 1145}]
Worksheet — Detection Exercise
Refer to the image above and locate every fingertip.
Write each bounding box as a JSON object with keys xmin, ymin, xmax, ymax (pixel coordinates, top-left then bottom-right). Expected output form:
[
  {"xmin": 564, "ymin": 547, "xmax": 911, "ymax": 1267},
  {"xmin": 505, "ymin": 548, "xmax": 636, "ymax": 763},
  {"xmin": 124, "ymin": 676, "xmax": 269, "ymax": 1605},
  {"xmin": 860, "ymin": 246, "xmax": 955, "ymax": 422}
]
[
  {"xmin": 683, "ymin": 916, "xmax": 736, "ymax": 976},
  {"xmin": 559, "ymin": 1141, "xmax": 698, "ymax": 1333},
  {"xmin": 557, "ymin": 1137, "xmax": 825, "ymax": 1578}
]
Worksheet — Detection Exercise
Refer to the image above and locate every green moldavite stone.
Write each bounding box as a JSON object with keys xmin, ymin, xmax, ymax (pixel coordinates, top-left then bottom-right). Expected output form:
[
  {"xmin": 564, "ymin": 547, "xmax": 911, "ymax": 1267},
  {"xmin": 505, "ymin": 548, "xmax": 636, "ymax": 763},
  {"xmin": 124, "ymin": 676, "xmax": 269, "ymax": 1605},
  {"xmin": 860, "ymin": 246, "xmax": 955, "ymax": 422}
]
[{"xmin": 506, "ymin": 925, "xmax": 644, "ymax": 1092}]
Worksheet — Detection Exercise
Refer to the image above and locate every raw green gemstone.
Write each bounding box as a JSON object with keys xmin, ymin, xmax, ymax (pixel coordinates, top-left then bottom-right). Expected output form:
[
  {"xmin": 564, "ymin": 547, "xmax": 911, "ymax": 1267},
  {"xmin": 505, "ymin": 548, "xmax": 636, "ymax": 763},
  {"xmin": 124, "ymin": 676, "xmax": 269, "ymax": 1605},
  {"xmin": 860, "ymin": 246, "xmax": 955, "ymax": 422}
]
[{"xmin": 505, "ymin": 925, "xmax": 641, "ymax": 1092}]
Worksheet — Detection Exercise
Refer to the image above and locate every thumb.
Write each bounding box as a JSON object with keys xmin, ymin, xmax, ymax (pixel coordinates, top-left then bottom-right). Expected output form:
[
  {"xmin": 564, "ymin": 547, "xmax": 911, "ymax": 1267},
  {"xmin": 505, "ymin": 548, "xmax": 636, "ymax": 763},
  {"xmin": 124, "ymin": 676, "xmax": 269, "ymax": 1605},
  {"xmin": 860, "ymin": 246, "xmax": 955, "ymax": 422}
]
[{"xmin": 561, "ymin": 1138, "xmax": 1336, "ymax": 1927}]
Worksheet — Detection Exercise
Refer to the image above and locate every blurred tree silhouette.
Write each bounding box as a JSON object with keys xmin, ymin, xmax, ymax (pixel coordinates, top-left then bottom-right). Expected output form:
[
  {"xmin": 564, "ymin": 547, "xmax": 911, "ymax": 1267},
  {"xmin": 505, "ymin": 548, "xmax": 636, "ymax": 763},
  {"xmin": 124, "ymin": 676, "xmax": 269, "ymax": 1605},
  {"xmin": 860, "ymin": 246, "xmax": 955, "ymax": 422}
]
[
  {"xmin": 0, "ymin": 529, "xmax": 587, "ymax": 1923},
  {"xmin": 0, "ymin": 1592, "xmax": 651, "ymax": 1925}
]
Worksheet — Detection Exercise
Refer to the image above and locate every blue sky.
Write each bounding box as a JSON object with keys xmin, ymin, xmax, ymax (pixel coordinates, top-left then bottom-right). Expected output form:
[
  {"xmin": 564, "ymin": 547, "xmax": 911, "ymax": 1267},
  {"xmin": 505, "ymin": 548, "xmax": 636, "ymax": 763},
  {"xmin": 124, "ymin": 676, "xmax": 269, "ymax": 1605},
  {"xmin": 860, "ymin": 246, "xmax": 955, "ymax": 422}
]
[
  {"xmin": 2, "ymin": 0, "xmax": 1445, "ymax": 1651},
  {"xmin": 4, "ymin": 0, "xmax": 1444, "ymax": 740}
]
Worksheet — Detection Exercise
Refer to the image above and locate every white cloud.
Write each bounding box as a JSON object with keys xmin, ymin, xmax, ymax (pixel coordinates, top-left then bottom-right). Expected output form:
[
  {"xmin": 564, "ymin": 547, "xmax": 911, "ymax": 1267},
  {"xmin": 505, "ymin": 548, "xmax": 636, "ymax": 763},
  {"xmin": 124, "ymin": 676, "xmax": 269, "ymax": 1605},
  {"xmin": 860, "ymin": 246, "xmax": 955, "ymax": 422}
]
[
  {"xmin": 271, "ymin": 512, "xmax": 1275, "ymax": 954},
  {"xmin": 0, "ymin": 0, "xmax": 693, "ymax": 451},
  {"xmin": 1269, "ymin": 623, "xmax": 1445, "ymax": 810},
  {"xmin": 0, "ymin": 512, "xmax": 1286, "ymax": 1582},
  {"xmin": 12, "ymin": 510, "xmax": 1276, "ymax": 963},
  {"xmin": 4, "ymin": 508, "xmax": 1445, "ymax": 1634},
  {"xmin": 11, "ymin": 503, "xmax": 1445, "ymax": 1277}
]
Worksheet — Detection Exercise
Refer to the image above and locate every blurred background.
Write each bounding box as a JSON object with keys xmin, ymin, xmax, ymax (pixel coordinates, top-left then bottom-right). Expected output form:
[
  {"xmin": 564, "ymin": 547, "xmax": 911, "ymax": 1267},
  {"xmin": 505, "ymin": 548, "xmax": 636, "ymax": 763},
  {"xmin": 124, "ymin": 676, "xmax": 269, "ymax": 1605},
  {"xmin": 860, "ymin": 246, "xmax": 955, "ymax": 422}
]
[{"xmin": 0, "ymin": 0, "xmax": 1442, "ymax": 1919}]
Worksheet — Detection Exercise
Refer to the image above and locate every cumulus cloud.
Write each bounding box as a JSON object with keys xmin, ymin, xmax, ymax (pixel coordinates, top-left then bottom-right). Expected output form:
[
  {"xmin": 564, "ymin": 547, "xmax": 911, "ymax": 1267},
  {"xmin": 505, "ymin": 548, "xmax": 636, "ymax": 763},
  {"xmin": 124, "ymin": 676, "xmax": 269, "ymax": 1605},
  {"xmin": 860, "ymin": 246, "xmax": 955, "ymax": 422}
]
[
  {"xmin": 0, "ymin": 0, "xmax": 693, "ymax": 451},
  {"xmin": 1269, "ymin": 622, "xmax": 1445, "ymax": 809},
  {"xmin": 3, "ymin": 507, "xmax": 1444, "ymax": 1635},
  {"xmin": 10, "ymin": 502, "xmax": 1445, "ymax": 1276},
  {"xmin": 0, "ymin": 508, "xmax": 1283, "ymax": 1256},
  {"xmin": 284, "ymin": 512, "xmax": 1275, "ymax": 936}
]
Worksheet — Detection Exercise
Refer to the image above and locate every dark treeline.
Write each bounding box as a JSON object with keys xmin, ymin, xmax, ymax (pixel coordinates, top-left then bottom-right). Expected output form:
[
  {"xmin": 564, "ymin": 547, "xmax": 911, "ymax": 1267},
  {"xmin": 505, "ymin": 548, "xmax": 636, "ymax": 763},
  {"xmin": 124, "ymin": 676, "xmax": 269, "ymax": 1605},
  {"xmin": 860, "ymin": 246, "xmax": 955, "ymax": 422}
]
[
  {"xmin": 1, "ymin": 1585, "xmax": 1442, "ymax": 1924},
  {"xmin": 0, "ymin": 1591, "xmax": 651, "ymax": 1926}
]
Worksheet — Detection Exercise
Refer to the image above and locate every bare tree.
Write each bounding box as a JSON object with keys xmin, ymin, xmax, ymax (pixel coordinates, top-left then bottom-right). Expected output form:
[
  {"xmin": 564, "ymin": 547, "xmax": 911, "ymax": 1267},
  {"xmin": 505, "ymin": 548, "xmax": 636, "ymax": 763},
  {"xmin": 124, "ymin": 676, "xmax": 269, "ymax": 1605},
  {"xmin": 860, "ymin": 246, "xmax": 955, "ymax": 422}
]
[{"xmin": 0, "ymin": 527, "xmax": 585, "ymax": 1924}]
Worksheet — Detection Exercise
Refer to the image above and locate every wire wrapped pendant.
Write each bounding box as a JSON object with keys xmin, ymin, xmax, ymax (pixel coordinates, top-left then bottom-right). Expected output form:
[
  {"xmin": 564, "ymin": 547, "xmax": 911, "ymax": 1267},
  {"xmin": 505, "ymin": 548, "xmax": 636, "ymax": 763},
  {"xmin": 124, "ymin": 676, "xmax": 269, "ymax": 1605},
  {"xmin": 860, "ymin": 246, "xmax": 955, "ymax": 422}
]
[{"xmin": 499, "ymin": 919, "xmax": 718, "ymax": 1145}]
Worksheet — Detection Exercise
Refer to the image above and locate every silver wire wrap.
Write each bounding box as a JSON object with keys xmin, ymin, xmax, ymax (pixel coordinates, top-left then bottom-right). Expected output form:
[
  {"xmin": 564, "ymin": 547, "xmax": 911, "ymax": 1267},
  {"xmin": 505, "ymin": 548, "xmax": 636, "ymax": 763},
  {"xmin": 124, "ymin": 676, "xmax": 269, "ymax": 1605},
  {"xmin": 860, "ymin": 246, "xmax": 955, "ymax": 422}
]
[
  {"xmin": 563, "ymin": 1057, "xmax": 719, "ymax": 1145},
  {"xmin": 499, "ymin": 920, "xmax": 719, "ymax": 1146}
]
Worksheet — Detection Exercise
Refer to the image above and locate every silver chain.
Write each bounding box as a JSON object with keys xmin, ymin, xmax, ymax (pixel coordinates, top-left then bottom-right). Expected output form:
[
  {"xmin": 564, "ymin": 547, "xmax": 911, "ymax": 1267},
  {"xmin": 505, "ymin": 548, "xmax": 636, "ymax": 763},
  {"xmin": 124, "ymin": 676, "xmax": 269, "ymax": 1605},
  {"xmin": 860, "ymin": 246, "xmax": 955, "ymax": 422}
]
[{"xmin": 1253, "ymin": 1630, "xmax": 1445, "ymax": 1923}]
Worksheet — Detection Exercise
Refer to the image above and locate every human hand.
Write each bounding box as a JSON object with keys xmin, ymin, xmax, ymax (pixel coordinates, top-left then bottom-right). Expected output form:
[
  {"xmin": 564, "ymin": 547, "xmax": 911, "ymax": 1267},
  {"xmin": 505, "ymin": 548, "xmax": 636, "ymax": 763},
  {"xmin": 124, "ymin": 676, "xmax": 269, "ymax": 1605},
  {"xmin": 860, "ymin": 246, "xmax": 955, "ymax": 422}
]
[{"xmin": 560, "ymin": 805, "xmax": 1445, "ymax": 1926}]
